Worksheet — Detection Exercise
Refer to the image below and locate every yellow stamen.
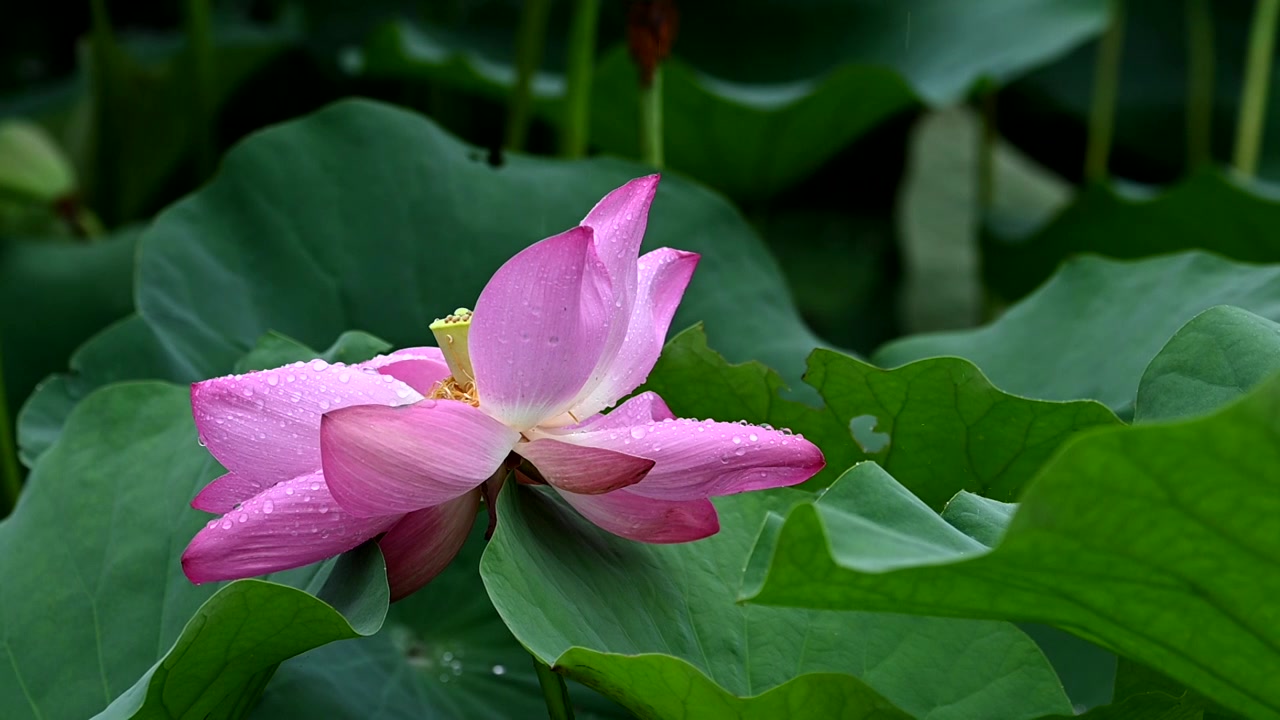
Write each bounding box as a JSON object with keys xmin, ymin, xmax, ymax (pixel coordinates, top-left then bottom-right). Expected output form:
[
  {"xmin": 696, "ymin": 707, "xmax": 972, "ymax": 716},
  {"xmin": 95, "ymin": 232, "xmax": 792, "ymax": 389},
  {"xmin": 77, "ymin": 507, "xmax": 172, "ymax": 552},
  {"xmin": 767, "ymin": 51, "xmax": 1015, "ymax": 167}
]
[{"xmin": 427, "ymin": 376, "xmax": 480, "ymax": 407}]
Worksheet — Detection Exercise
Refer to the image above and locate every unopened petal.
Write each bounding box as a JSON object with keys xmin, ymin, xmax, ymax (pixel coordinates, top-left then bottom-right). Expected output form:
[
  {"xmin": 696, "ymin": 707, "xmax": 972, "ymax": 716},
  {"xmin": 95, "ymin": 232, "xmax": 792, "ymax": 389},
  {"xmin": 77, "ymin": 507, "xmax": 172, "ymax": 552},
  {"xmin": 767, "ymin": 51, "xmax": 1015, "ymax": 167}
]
[
  {"xmin": 379, "ymin": 490, "xmax": 481, "ymax": 601},
  {"xmin": 571, "ymin": 248, "xmax": 698, "ymax": 418},
  {"xmin": 553, "ymin": 486, "xmax": 719, "ymax": 543},
  {"xmin": 470, "ymin": 226, "xmax": 613, "ymax": 429},
  {"xmin": 181, "ymin": 471, "xmax": 399, "ymax": 584},
  {"xmin": 517, "ymin": 438, "xmax": 654, "ymax": 494},
  {"xmin": 190, "ymin": 360, "xmax": 422, "ymax": 490},
  {"xmin": 320, "ymin": 400, "xmax": 518, "ymax": 517}
]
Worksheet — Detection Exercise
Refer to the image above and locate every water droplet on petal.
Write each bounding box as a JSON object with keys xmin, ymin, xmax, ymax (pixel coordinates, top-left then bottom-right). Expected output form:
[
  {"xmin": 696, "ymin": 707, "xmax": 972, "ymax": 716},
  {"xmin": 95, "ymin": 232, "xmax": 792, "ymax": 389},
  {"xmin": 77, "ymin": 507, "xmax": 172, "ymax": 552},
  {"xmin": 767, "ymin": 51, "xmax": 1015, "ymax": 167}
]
[
  {"xmin": 238, "ymin": 513, "xmax": 249, "ymax": 522},
  {"xmin": 732, "ymin": 436, "xmax": 742, "ymax": 445},
  {"xmin": 221, "ymin": 519, "xmax": 233, "ymax": 529},
  {"xmin": 319, "ymin": 399, "xmax": 331, "ymax": 410},
  {"xmin": 734, "ymin": 447, "xmax": 746, "ymax": 457},
  {"xmin": 267, "ymin": 375, "xmax": 279, "ymax": 386},
  {"xmin": 311, "ymin": 359, "xmax": 329, "ymax": 371},
  {"xmin": 263, "ymin": 500, "xmax": 274, "ymax": 514},
  {"xmin": 749, "ymin": 433, "xmax": 758, "ymax": 442},
  {"xmin": 630, "ymin": 426, "xmax": 646, "ymax": 440},
  {"xmin": 241, "ymin": 388, "xmax": 253, "ymax": 398},
  {"xmin": 339, "ymin": 372, "xmax": 350, "ymax": 383},
  {"xmin": 285, "ymin": 487, "xmax": 294, "ymax": 496}
]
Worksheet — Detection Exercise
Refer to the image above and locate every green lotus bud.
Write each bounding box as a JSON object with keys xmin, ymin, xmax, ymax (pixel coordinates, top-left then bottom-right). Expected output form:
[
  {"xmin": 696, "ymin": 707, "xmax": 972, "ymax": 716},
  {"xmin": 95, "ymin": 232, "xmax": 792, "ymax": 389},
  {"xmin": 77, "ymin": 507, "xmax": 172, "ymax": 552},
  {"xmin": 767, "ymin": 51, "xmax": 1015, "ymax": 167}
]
[{"xmin": 0, "ymin": 120, "xmax": 76, "ymax": 202}]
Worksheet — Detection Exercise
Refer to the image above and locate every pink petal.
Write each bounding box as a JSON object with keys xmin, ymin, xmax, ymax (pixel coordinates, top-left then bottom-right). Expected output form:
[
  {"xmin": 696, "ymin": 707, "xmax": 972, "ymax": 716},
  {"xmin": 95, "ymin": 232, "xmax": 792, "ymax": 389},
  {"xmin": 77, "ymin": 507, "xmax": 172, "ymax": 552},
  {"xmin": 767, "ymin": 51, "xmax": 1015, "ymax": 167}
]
[
  {"xmin": 545, "ymin": 412, "xmax": 825, "ymax": 501},
  {"xmin": 553, "ymin": 486, "xmax": 719, "ymax": 543},
  {"xmin": 470, "ymin": 226, "xmax": 613, "ymax": 430},
  {"xmin": 565, "ymin": 391, "xmax": 674, "ymax": 433},
  {"xmin": 360, "ymin": 347, "xmax": 451, "ymax": 395},
  {"xmin": 570, "ymin": 248, "xmax": 699, "ymax": 418},
  {"xmin": 191, "ymin": 472, "xmax": 267, "ymax": 514},
  {"xmin": 320, "ymin": 399, "xmax": 519, "ymax": 517},
  {"xmin": 581, "ymin": 175, "xmax": 659, "ymax": 304},
  {"xmin": 379, "ymin": 490, "xmax": 481, "ymax": 601},
  {"xmin": 181, "ymin": 471, "xmax": 399, "ymax": 584},
  {"xmin": 576, "ymin": 177, "xmax": 661, "ymax": 391},
  {"xmin": 191, "ymin": 360, "xmax": 423, "ymax": 491},
  {"xmin": 516, "ymin": 438, "xmax": 654, "ymax": 494}
]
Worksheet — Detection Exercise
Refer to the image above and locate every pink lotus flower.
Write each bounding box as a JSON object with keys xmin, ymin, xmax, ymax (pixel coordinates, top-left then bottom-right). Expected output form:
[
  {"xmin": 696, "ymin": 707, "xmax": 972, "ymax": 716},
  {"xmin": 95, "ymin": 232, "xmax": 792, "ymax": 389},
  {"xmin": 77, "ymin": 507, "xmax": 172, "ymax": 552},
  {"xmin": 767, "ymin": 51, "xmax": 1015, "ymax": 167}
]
[{"xmin": 182, "ymin": 176, "xmax": 824, "ymax": 600}]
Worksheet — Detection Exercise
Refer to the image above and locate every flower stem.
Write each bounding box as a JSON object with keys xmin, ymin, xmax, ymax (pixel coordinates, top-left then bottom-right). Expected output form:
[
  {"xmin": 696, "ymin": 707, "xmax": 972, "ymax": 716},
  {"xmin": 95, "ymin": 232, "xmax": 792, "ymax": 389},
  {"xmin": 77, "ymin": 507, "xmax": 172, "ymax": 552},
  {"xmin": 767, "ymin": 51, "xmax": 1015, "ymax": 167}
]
[
  {"xmin": 561, "ymin": 0, "xmax": 600, "ymax": 158},
  {"xmin": 0, "ymin": 344, "xmax": 22, "ymax": 517},
  {"xmin": 638, "ymin": 65, "xmax": 664, "ymax": 168},
  {"xmin": 1233, "ymin": 0, "xmax": 1280, "ymax": 178},
  {"xmin": 1185, "ymin": 0, "xmax": 1215, "ymax": 170},
  {"xmin": 185, "ymin": 0, "xmax": 216, "ymax": 179},
  {"xmin": 505, "ymin": 0, "xmax": 553, "ymax": 153},
  {"xmin": 532, "ymin": 654, "xmax": 575, "ymax": 720},
  {"xmin": 1084, "ymin": 0, "xmax": 1125, "ymax": 183}
]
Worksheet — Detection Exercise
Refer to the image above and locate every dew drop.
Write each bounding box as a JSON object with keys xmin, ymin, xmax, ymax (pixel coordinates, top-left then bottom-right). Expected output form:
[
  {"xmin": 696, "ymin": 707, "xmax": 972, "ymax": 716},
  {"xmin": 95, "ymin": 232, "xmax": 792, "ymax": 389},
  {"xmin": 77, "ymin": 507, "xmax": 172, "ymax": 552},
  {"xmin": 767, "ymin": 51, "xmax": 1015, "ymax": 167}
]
[
  {"xmin": 267, "ymin": 375, "xmax": 279, "ymax": 386},
  {"xmin": 286, "ymin": 374, "xmax": 296, "ymax": 383},
  {"xmin": 319, "ymin": 399, "xmax": 331, "ymax": 410},
  {"xmin": 238, "ymin": 513, "xmax": 249, "ymax": 523},
  {"xmin": 285, "ymin": 487, "xmax": 294, "ymax": 496},
  {"xmin": 263, "ymin": 500, "xmax": 274, "ymax": 514},
  {"xmin": 319, "ymin": 505, "xmax": 329, "ymax": 514},
  {"xmin": 241, "ymin": 388, "xmax": 253, "ymax": 398},
  {"xmin": 732, "ymin": 436, "xmax": 742, "ymax": 445},
  {"xmin": 221, "ymin": 519, "xmax": 233, "ymax": 529},
  {"xmin": 749, "ymin": 433, "xmax": 759, "ymax": 442},
  {"xmin": 339, "ymin": 372, "xmax": 350, "ymax": 383},
  {"xmin": 491, "ymin": 664, "xmax": 506, "ymax": 676},
  {"xmin": 311, "ymin": 482, "xmax": 320, "ymax": 491},
  {"xmin": 734, "ymin": 447, "xmax": 746, "ymax": 457},
  {"xmin": 196, "ymin": 436, "xmax": 207, "ymax": 447},
  {"xmin": 311, "ymin": 359, "xmax": 329, "ymax": 371},
  {"xmin": 630, "ymin": 426, "xmax": 646, "ymax": 440}
]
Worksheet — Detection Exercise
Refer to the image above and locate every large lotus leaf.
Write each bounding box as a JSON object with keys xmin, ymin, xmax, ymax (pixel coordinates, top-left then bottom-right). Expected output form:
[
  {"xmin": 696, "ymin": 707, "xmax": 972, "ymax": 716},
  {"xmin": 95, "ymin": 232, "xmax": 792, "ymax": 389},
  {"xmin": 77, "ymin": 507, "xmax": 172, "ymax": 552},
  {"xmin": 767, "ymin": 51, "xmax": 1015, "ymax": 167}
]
[
  {"xmin": 357, "ymin": 1, "xmax": 1103, "ymax": 198},
  {"xmin": 16, "ymin": 315, "xmax": 181, "ymax": 467},
  {"xmin": 982, "ymin": 171, "xmax": 1280, "ymax": 301},
  {"xmin": 133, "ymin": 99, "xmax": 818, "ymax": 391},
  {"xmin": 481, "ymin": 483, "xmax": 1073, "ymax": 719},
  {"xmin": 642, "ymin": 326, "xmax": 1118, "ymax": 507},
  {"xmin": 1136, "ymin": 306, "xmax": 1280, "ymax": 423},
  {"xmin": 743, "ymin": 371, "xmax": 1280, "ymax": 719},
  {"xmin": 874, "ymin": 252, "xmax": 1280, "ymax": 415},
  {"xmin": 252, "ymin": 521, "xmax": 629, "ymax": 720},
  {"xmin": 93, "ymin": 544, "xmax": 388, "ymax": 720},
  {"xmin": 0, "ymin": 382, "xmax": 334, "ymax": 719},
  {"xmin": 1, "ymin": 229, "xmax": 138, "ymax": 432}
]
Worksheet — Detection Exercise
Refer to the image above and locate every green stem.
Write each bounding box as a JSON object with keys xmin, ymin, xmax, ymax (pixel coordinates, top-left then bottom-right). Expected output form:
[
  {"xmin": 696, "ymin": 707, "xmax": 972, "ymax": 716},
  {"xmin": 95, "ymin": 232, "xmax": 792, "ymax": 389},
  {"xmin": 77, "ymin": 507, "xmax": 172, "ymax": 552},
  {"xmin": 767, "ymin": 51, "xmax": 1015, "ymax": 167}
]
[
  {"xmin": 560, "ymin": 0, "xmax": 600, "ymax": 158},
  {"xmin": 1185, "ymin": 0, "xmax": 1215, "ymax": 170},
  {"xmin": 532, "ymin": 655, "xmax": 575, "ymax": 720},
  {"xmin": 186, "ymin": 0, "xmax": 216, "ymax": 179},
  {"xmin": 1084, "ymin": 0, "xmax": 1125, "ymax": 183},
  {"xmin": 0, "ymin": 345, "xmax": 21, "ymax": 517},
  {"xmin": 89, "ymin": 0, "xmax": 122, "ymax": 225},
  {"xmin": 1233, "ymin": 0, "xmax": 1280, "ymax": 177},
  {"xmin": 638, "ymin": 66, "xmax": 664, "ymax": 168},
  {"xmin": 505, "ymin": 0, "xmax": 553, "ymax": 152}
]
